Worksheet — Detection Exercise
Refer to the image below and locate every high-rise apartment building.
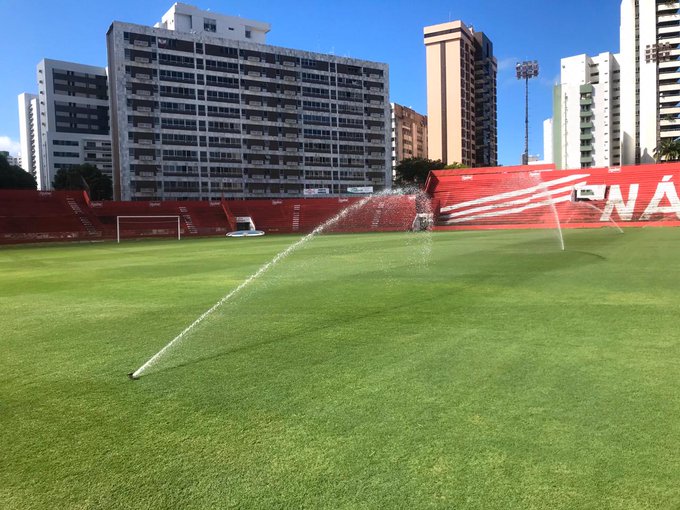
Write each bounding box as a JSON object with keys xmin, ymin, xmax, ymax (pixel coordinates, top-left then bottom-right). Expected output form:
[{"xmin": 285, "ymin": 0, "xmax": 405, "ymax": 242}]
[
  {"xmin": 19, "ymin": 60, "xmax": 113, "ymax": 190},
  {"xmin": 549, "ymin": 1, "xmax": 680, "ymax": 168},
  {"xmin": 473, "ymin": 31, "xmax": 497, "ymax": 167},
  {"xmin": 17, "ymin": 93, "xmax": 43, "ymax": 185},
  {"xmin": 423, "ymin": 20, "xmax": 497, "ymax": 167},
  {"xmin": 106, "ymin": 3, "xmax": 390, "ymax": 201},
  {"xmin": 620, "ymin": 0, "xmax": 680, "ymax": 165},
  {"xmin": 552, "ymin": 52, "xmax": 621, "ymax": 169},
  {"xmin": 390, "ymin": 103, "xmax": 427, "ymax": 167}
]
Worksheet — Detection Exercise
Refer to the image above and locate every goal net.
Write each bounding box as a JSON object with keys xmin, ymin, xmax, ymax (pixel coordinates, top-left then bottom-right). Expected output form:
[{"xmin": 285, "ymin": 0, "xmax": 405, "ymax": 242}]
[{"xmin": 116, "ymin": 215, "xmax": 181, "ymax": 243}]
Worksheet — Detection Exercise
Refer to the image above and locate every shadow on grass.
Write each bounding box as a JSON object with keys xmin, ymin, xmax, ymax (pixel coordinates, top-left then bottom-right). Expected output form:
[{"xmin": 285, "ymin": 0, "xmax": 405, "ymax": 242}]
[
  {"xmin": 137, "ymin": 290, "xmax": 447, "ymax": 380},
  {"xmin": 131, "ymin": 230, "xmax": 623, "ymax": 381},
  {"xmin": 569, "ymin": 250, "xmax": 607, "ymax": 261}
]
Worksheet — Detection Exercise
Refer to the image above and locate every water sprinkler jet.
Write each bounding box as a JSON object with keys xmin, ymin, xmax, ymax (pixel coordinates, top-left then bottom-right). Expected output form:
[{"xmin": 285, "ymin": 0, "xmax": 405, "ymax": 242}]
[{"xmin": 128, "ymin": 188, "xmax": 432, "ymax": 379}]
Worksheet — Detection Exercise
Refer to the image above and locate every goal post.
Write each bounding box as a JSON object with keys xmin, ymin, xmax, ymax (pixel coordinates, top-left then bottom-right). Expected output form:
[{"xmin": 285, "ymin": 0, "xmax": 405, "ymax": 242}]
[{"xmin": 116, "ymin": 215, "xmax": 181, "ymax": 243}]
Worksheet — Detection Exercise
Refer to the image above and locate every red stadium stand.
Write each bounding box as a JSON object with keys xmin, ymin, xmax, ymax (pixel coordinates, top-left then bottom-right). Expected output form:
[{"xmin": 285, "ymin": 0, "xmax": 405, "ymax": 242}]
[
  {"xmin": 90, "ymin": 199, "xmax": 232, "ymax": 239},
  {"xmin": 5, "ymin": 160, "xmax": 678, "ymax": 245},
  {"xmin": 0, "ymin": 190, "xmax": 421, "ymax": 244},
  {"xmin": 425, "ymin": 163, "xmax": 680, "ymax": 230},
  {"xmin": 227, "ymin": 195, "xmax": 417, "ymax": 234},
  {"xmin": 91, "ymin": 201, "xmax": 230, "ymax": 237},
  {"xmin": 0, "ymin": 190, "xmax": 105, "ymax": 244}
]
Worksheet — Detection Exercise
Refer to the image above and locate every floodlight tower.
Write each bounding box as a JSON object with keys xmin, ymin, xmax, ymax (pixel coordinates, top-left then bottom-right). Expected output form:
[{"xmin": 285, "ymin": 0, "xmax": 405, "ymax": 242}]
[{"xmin": 516, "ymin": 60, "xmax": 539, "ymax": 165}]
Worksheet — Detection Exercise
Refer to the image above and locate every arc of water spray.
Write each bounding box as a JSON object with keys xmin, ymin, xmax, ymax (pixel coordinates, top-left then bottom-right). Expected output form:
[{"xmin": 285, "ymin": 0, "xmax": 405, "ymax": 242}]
[
  {"xmin": 129, "ymin": 192, "xmax": 421, "ymax": 379},
  {"xmin": 578, "ymin": 201, "xmax": 624, "ymax": 234},
  {"xmin": 538, "ymin": 181, "xmax": 565, "ymax": 251}
]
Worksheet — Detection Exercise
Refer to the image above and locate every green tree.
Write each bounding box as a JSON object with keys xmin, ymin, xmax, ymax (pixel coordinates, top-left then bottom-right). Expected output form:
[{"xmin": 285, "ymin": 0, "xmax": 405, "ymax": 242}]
[
  {"xmin": 52, "ymin": 164, "xmax": 113, "ymax": 200},
  {"xmin": 394, "ymin": 158, "xmax": 468, "ymax": 188},
  {"xmin": 0, "ymin": 153, "xmax": 37, "ymax": 190},
  {"xmin": 444, "ymin": 162, "xmax": 468, "ymax": 169},
  {"xmin": 394, "ymin": 158, "xmax": 445, "ymax": 187},
  {"xmin": 654, "ymin": 138, "xmax": 680, "ymax": 162}
]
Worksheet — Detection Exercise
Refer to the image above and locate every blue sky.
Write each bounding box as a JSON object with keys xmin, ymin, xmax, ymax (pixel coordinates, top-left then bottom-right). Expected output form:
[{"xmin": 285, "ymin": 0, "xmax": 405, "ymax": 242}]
[{"xmin": 0, "ymin": 0, "xmax": 623, "ymax": 165}]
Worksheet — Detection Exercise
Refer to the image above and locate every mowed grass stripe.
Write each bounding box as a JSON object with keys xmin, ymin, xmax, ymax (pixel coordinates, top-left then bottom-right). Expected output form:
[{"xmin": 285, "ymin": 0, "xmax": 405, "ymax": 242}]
[{"xmin": 0, "ymin": 228, "xmax": 679, "ymax": 509}]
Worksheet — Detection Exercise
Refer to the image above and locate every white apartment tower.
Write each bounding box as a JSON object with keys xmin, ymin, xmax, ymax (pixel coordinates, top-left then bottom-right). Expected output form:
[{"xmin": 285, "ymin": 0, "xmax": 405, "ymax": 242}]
[
  {"xmin": 550, "ymin": 1, "xmax": 680, "ymax": 168},
  {"xmin": 153, "ymin": 3, "xmax": 269, "ymax": 44},
  {"xmin": 17, "ymin": 93, "xmax": 43, "ymax": 186},
  {"xmin": 553, "ymin": 52, "xmax": 621, "ymax": 169},
  {"xmin": 29, "ymin": 59, "xmax": 113, "ymax": 189},
  {"xmin": 620, "ymin": 0, "xmax": 680, "ymax": 164},
  {"xmin": 107, "ymin": 3, "xmax": 391, "ymax": 200}
]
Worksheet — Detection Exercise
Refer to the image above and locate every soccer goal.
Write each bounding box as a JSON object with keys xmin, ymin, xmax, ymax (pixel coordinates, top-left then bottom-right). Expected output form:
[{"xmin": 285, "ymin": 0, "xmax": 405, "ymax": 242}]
[{"xmin": 116, "ymin": 215, "xmax": 181, "ymax": 243}]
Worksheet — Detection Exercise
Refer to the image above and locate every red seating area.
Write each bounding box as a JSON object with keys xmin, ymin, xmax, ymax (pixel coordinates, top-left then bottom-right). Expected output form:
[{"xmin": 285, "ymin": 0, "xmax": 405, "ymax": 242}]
[
  {"xmin": 324, "ymin": 194, "xmax": 418, "ymax": 233},
  {"xmin": 0, "ymin": 190, "xmax": 104, "ymax": 243},
  {"xmin": 0, "ymin": 190, "xmax": 421, "ymax": 244},
  {"xmin": 90, "ymin": 199, "xmax": 232, "ymax": 239},
  {"xmin": 425, "ymin": 163, "xmax": 680, "ymax": 230},
  {"xmin": 228, "ymin": 199, "xmax": 306, "ymax": 233},
  {"xmin": 5, "ymin": 160, "xmax": 678, "ymax": 245},
  {"xmin": 227, "ymin": 195, "xmax": 417, "ymax": 234}
]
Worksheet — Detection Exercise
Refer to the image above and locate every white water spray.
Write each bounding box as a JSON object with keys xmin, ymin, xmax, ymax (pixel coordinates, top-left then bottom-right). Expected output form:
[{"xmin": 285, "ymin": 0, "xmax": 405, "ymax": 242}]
[
  {"xmin": 539, "ymin": 181, "xmax": 565, "ymax": 251},
  {"xmin": 129, "ymin": 190, "xmax": 425, "ymax": 379},
  {"xmin": 577, "ymin": 201, "xmax": 624, "ymax": 234}
]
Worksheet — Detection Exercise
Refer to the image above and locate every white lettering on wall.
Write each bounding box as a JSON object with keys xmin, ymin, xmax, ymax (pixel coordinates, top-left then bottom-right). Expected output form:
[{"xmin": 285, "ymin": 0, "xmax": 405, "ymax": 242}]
[
  {"xmin": 600, "ymin": 184, "xmax": 639, "ymax": 221},
  {"xmin": 640, "ymin": 175, "xmax": 680, "ymax": 220}
]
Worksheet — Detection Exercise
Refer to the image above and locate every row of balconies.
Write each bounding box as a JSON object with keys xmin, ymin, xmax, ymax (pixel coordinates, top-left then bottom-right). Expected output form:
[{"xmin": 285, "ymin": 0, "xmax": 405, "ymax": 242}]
[
  {"xmin": 127, "ymin": 138, "xmax": 384, "ymax": 156},
  {"xmin": 126, "ymin": 44, "xmax": 382, "ymax": 80},
  {"xmin": 658, "ymin": 24, "xmax": 680, "ymax": 36},
  {"xmin": 660, "ymin": 128, "xmax": 680, "ymax": 138},
  {"xmin": 658, "ymin": 2, "xmax": 680, "ymax": 13},
  {"xmin": 130, "ymin": 144, "xmax": 386, "ymax": 160},
  {"xmin": 128, "ymin": 157, "xmax": 386, "ymax": 175},
  {"xmin": 133, "ymin": 183, "xmax": 390, "ymax": 198},
  {"xmin": 127, "ymin": 127, "xmax": 385, "ymax": 145},
  {"xmin": 132, "ymin": 107, "xmax": 384, "ymax": 127},
  {"xmin": 150, "ymin": 84, "xmax": 388, "ymax": 108},
  {"xmin": 228, "ymin": 71, "xmax": 385, "ymax": 93},
  {"xmin": 659, "ymin": 81, "xmax": 680, "ymax": 92}
]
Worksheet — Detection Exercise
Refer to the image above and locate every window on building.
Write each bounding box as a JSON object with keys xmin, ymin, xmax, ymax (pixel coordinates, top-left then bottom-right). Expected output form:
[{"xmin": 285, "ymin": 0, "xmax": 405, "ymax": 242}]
[{"xmin": 204, "ymin": 18, "xmax": 217, "ymax": 32}]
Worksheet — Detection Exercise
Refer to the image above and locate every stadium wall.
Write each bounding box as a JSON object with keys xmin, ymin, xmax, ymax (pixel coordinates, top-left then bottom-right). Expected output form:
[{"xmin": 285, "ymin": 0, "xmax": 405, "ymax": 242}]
[
  {"xmin": 0, "ymin": 191, "xmax": 418, "ymax": 244},
  {"xmin": 425, "ymin": 163, "xmax": 680, "ymax": 230}
]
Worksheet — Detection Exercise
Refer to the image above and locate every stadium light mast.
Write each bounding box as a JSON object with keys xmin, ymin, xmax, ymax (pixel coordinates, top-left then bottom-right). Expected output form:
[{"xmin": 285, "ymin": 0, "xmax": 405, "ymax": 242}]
[{"xmin": 516, "ymin": 60, "xmax": 539, "ymax": 165}]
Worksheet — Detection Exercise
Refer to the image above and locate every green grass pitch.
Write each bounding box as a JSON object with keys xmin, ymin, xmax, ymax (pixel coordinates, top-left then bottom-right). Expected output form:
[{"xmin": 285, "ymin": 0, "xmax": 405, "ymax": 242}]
[{"xmin": 1, "ymin": 228, "xmax": 679, "ymax": 509}]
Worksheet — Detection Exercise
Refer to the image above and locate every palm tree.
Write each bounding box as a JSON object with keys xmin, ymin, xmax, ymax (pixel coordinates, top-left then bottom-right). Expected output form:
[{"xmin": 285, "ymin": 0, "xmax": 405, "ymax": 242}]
[{"xmin": 654, "ymin": 138, "xmax": 680, "ymax": 162}]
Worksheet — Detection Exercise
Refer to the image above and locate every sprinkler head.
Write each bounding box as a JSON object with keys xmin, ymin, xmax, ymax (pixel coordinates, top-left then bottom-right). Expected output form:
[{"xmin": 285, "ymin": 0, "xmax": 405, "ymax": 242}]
[{"xmin": 127, "ymin": 372, "xmax": 139, "ymax": 380}]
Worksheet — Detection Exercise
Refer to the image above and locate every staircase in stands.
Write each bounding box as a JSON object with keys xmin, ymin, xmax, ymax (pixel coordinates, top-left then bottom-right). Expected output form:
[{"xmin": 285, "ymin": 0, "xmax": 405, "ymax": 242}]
[
  {"xmin": 179, "ymin": 207, "xmax": 198, "ymax": 234},
  {"xmin": 292, "ymin": 205, "xmax": 301, "ymax": 231},
  {"xmin": 65, "ymin": 197, "xmax": 100, "ymax": 236}
]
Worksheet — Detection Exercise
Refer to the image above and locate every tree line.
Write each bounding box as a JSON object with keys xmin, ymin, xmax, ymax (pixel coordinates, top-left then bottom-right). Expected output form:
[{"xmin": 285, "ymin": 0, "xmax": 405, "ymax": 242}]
[
  {"xmin": 0, "ymin": 154, "xmax": 112, "ymax": 199},
  {"xmin": 3, "ymin": 147, "xmax": 679, "ymax": 199},
  {"xmin": 1, "ymin": 154, "xmax": 457, "ymax": 196},
  {"xmin": 393, "ymin": 158, "xmax": 467, "ymax": 187}
]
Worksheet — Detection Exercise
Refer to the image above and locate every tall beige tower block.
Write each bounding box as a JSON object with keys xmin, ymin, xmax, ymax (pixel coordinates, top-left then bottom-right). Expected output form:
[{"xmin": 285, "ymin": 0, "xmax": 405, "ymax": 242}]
[{"xmin": 424, "ymin": 20, "xmax": 497, "ymax": 167}]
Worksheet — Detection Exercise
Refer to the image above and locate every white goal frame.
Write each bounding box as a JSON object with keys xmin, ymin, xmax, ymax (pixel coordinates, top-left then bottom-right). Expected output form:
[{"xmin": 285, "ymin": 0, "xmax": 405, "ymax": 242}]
[{"xmin": 116, "ymin": 215, "xmax": 181, "ymax": 243}]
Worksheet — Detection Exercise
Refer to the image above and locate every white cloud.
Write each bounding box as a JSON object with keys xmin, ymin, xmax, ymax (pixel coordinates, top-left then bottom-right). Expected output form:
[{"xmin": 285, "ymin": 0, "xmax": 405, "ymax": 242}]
[{"xmin": 0, "ymin": 136, "xmax": 21, "ymax": 156}]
